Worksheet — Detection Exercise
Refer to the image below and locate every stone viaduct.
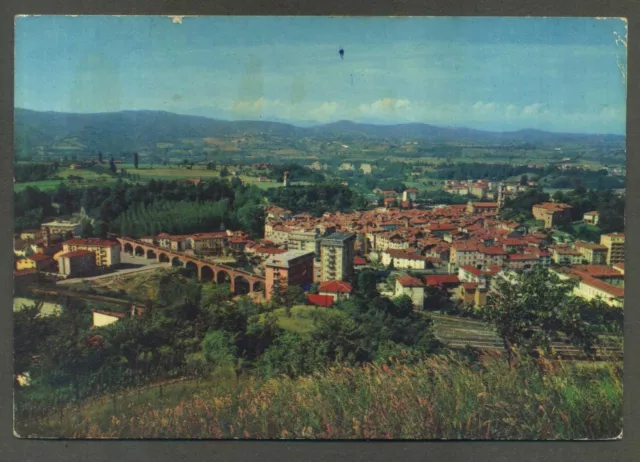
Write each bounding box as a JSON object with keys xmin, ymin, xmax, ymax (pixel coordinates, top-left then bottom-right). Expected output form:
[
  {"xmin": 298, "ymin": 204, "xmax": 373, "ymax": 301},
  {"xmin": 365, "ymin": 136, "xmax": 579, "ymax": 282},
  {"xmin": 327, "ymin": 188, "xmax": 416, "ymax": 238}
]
[{"xmin": 117, "ymin": 237, "xmax": 265, "ymax": 295}]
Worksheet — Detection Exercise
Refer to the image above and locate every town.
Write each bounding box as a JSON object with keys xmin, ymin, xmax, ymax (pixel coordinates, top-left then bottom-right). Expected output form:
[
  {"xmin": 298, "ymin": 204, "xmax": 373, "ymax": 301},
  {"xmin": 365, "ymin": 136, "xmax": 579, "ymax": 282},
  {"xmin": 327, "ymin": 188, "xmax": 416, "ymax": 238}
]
[{"xmin": 14, "ymin": 176, "xmax": 625, "ymax": 330}]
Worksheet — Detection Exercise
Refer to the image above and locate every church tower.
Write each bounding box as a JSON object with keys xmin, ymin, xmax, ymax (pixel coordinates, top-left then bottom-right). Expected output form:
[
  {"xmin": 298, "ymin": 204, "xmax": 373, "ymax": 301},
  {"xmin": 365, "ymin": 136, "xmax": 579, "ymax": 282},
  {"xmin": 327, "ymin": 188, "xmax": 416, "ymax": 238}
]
[{"xmin": 497, "ymin": 182, "xmax": 505, "ymax": 212}]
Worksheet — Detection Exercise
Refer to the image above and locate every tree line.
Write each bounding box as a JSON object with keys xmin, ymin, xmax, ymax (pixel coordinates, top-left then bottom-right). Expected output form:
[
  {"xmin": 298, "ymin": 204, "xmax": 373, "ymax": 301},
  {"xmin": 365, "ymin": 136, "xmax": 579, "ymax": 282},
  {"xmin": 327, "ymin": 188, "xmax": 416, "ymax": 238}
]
[{"xmin": 14, "ymin": 163, "xmax": 60, "ymax": 182}]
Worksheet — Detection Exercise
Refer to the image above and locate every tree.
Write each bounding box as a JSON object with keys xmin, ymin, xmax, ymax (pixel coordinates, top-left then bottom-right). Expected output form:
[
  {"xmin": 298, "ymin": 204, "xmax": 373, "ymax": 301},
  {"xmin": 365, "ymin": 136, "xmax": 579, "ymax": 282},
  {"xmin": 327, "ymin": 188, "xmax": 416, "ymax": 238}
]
[
  {"xmin": 93, "ymin": 220, "xmax": 109, "ymax": 238},
  {"xmin": 519, "ymin": 174, "xmax": 528, "ymax": 186},
  {"xmin": 109, "ymin": 157, "xmax": 117, "ymax": 174},
  {"xmin": 479, "ymin": 266, "xmax": 599, "ymax": 367},
  {"xmin": 256, "ymin": 331, "xmax": 318, "ymax": 378},
  {"xmin": 202, "ymin": 330, "xmax": 237, "ymax": 377},
  {"xmin": 284, "ymin": 285, "xmax": 306, "ymax": 309},
  {"xmin": 551, "ymin": 190, "xmax": 565, "ymax": 203},
  {"xmin": 356, "ymin": 269, "xmax": 378, "ymax": 299},
  {"xmin": 231, "ymin": 177, "xmax": 242, "ymax": 188},
  {"xmin": 270, "ymin": 276, "xmax": 285, "ymax": 308},
  {"xmin": 80, "ymin": 220, "xmax": 94, "ymax": 238},
  {"xmin": 98, "ymin": 152, "xmax": 103, "ymax": 163},
  {"xmin": 220, "ymin": 166, "xmax": 230, "ymax": 177},
  {"xmin": 133, "ymin": 152, "xmax": 139, "ymax": 169},
  {"xmin": 424, "ymin": 285, "xmax": 451, "ymax": 311}
]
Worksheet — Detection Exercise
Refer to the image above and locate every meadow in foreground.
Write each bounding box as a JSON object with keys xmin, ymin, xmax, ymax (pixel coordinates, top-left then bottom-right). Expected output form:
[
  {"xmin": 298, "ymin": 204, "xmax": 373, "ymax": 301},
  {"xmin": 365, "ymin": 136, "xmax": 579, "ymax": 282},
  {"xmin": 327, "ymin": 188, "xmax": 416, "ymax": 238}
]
[{"xmin": 21, "ymin": 352, "xmax": 621, "ymax": 440}]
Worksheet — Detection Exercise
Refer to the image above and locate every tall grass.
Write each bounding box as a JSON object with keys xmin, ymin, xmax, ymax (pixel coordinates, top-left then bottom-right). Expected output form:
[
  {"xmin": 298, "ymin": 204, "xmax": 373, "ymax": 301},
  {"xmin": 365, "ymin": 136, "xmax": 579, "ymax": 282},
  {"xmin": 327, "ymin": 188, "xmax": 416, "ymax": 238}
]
[{"xmin": 18, "ymin": 353, "xmax": 621, "ymax": 440}]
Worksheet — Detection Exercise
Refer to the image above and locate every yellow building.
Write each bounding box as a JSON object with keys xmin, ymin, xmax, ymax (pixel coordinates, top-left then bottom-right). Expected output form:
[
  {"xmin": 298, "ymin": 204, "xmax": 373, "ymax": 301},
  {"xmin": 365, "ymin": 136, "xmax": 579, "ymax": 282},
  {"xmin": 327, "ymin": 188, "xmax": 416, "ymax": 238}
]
[
  {"xmin": 532, "ymin": 202, "xmax": 572, "ymax": 229},
  {"xmin": 574, "ymin": 241, "xmax": 608, "ymax": 265},
  {"xmin": 15, "ymin": 258, "xmax": 36, "ymax": 271},
  {"xmin": 600, "ymin": 233, "xmax": 624, "ymax": 265},
  {"xmin": 551, "ymin": 247, "xmax": 583, "ymax": 265},
  {"xmin": 60, "ymin": 238, "xmax": 121, "ymax": 267},
  {"xmin": 19, "ymin": 229, "xmax": 41, "ymax": 241}
]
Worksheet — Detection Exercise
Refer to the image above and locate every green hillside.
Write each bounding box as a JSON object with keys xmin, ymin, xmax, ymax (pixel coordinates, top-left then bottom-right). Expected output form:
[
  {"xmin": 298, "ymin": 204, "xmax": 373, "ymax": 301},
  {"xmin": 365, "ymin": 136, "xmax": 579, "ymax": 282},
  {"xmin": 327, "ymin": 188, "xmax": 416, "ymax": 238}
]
[{"xmin": 19, "ymin": 353, "xmax": 621, "ymax": 440}]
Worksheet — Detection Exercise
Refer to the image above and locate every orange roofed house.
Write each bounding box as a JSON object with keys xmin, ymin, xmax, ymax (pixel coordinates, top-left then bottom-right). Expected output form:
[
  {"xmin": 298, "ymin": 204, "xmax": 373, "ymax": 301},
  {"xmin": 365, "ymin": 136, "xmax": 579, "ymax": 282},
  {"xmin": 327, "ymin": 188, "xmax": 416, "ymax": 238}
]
[
  {"xmin": 466, "ymin": 201, "xmax": 499, "ymax": 216},
  {"xmin": 264, "ymin": 250, "xmax": 315, "ymax": 301},
  {"xmin": 532, "ymin": 202, "xmax": 573, "ymax": 229},
  {"xmin": 318, "ymin": 280, "xmax": 353, "ymax": 301},
  {"xmin": 394, "ymin": 275, "xmax": 425, "ymax": 308}
]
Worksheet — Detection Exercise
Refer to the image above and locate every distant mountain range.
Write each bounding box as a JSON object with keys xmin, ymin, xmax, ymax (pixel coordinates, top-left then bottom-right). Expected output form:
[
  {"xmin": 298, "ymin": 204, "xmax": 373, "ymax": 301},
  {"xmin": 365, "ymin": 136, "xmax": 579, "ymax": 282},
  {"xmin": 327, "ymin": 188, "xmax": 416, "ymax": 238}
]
[{"xmin": 14, "ymin": 108, "xmax": 625, "ymax": 155}]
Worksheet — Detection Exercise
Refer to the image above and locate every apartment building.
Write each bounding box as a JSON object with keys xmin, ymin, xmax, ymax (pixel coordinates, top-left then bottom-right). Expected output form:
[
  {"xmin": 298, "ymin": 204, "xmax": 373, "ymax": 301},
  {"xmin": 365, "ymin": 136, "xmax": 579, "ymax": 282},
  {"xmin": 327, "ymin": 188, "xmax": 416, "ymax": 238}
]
[
  {"xmin": 600, "ymin": 233, "xmax": 624, "ymax": 265},
  {"xmin": 574, "ymin": 241, "xmax": 608, "ymax": 265},
  {"xmin": 551, "ymin": 247, "xmax": 583, "ymax": 265},
  {"xmin": 264, "ymin": 250, "xmax": 315, "ymax": 300},
  {"xmin": 319, "ymin": 232, "xmax": 356, "ymax": 282},
  {"xmin": 60, "ymin": 238, "xmax": 121, "ymax": 267},
  {"xmin": 288, "ymin": 229, "xmax": 321, "ymax": 256}
]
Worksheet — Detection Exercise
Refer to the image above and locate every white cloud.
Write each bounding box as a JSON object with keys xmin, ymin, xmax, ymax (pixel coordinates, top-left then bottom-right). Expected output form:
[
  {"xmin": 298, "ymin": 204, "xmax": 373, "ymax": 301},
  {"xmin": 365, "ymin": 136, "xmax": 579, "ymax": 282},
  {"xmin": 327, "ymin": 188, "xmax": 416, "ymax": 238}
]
[
  {"xmin": 309, "ymin": 101, "xmax": 339, "ymax": 121},
  {"xmin": 358, "ymin": 98, "xmax": 412, "ymax": 117}
]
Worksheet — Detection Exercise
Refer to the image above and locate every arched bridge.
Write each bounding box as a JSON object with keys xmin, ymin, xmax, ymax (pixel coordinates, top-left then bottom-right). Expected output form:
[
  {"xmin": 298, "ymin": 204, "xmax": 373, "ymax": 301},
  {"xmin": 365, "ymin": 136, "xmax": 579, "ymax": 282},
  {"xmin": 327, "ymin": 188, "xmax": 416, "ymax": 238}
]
[{"xmin": 117, "ymin": 237, "xmax": 265, "ymax": 295}]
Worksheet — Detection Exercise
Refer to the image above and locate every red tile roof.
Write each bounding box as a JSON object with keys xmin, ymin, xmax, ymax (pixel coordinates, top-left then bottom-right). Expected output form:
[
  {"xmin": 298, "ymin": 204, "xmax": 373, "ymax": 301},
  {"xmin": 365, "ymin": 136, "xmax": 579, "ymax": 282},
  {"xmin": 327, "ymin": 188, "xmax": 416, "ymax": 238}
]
[
  {"xmin": 424, "ymin": 274, "xmax": 460, "ymax": 286},
  {"xmin": 353, "ymin": 256, "xmax": 367, "ymax": 265},
  {"xmin": 306, "ymin": 294, "xmax": 334, "ymax": 307},
  {"xmin": 472, "ymin": 202, "xmax": 498, "ymax": 208},
  {"xmin": 579, "ymin": 276, "xmax": 624, "ymax": 298},
  {"xmin": 480, "ymin": 245, "xmax": 507, "ymax": 256},
  {"xmin": 508, "ymin": 253, "xmax": 539, "ymax": 261},
  {"xmin": 570, "ymin": 265, "xmax": 623, "ymax": 278},
  {"xmin": 27, "ymin": 253, "xmax": 52, "ymax": 262},
  {"xmin": 396, "ymin": 275, "xmax": 424, "ymax": 287},
  {"xmin": 318, "ymin": 280, "xmax": 353, "ymax": 294},
  {"xmin": 459, "ymin": 266, "xmax": 484, "ymax": 277}
]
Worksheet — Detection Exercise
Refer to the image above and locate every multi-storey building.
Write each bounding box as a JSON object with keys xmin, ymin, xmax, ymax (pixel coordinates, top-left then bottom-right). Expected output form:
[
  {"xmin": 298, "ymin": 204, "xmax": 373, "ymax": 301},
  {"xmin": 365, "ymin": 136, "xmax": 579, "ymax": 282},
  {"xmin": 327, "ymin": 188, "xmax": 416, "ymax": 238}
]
[
  {"xmin": 264, "ymin": 250, "xmax": 315, "ymax": 301},
  {"xmin": 532, "ymin": 202, "xmax": 573, "ymax": 229},
  {"xmin": 380, "ymin": 249, "xmax": 427, "ymax": 269},
  {"xmin": 574, "ymin": 241, "xmax": 608, "ymax": 265},
  {"xmin": 600, "ymin": 233, "xmax": 625, "ymax": 265},
  {"xmin": 41, "ymin": 220, "xmax": 81, "ymax": 238},
  {"xmin": 60, "ymin": 238, "xmax": 121, "ymax": 267},
  {"xmin": 466, "ymin": 201, "xmax": 499, "ymax": 216},
  {"xmin": 551, "ymin": 247, "xmax": 583, "ymax": 266},
  {"xmin": 288, "ymin": 229, "xmax": 320, "ymax": 257},
  {"xmin": 449, "ymin": 241, "xmax": 482, "ymax": 271},
  {"xmin": 319, "ymin": 232, "xmax": 356, "ymax": 282}
]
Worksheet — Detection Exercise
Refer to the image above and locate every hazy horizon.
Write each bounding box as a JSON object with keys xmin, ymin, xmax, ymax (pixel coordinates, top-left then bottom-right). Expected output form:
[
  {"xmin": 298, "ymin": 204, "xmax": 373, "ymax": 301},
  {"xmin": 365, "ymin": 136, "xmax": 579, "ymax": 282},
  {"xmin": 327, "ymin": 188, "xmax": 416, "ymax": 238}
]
[{"xmin": 15, "ymin": 16, "xmax": 627, "ymax": 134}]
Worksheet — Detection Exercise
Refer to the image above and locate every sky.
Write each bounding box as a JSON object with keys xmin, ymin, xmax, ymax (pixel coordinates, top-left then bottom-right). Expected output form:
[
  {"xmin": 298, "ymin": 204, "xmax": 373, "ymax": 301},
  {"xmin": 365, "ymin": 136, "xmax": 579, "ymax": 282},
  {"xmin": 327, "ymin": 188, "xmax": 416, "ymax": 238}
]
[{"xmin": 15, "ymin": 16, "xmax": 627, "ymax": 134}]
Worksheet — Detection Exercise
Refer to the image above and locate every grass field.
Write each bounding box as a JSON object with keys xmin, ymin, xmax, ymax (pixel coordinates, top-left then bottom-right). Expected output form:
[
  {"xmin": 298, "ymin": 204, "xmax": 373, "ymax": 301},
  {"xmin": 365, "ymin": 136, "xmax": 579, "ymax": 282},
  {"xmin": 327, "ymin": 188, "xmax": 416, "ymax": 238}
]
[
  {"xmin": 260, "ymin": 305, "xmax": 333, "ymax": 338},
  {"xmin": 14, "ymin": 163, "xmax": 287, "ymax": 192},
  {"xmin": 19, "ymin": 353, "xmax": 622, "ymax": 439},
  {"xmin": 14, "ymin": 166, "xmax": 124, "ymax": 192},
  {"xmin": 13, "ymin": 297, "xmax": 61, "ymax": 316}
]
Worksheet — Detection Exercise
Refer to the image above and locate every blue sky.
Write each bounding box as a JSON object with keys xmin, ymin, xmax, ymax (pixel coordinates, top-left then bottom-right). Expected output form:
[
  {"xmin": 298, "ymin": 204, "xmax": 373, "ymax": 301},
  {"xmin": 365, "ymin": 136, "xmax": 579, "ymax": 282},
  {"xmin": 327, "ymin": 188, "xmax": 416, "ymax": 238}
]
[{"xmin": 15, "ymin": 16, "xmax": 627, "ymax": 134}]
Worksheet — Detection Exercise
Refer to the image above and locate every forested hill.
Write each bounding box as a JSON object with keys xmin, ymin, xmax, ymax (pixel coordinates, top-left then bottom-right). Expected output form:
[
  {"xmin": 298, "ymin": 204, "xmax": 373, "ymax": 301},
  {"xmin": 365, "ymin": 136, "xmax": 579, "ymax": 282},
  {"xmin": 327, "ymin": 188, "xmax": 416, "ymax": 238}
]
[{"xmin": 15, "ymin": 108, "xmax": 624, "ymax": 158}]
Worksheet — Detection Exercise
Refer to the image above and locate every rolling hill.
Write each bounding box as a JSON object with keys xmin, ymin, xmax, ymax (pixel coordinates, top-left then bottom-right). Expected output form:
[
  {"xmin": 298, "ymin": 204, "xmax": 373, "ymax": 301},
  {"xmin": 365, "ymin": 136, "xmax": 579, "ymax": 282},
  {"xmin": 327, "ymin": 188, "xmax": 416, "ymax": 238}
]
[{"xmin": 14, "ymin": 108, "xmax": 625, "ymax": 158}]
